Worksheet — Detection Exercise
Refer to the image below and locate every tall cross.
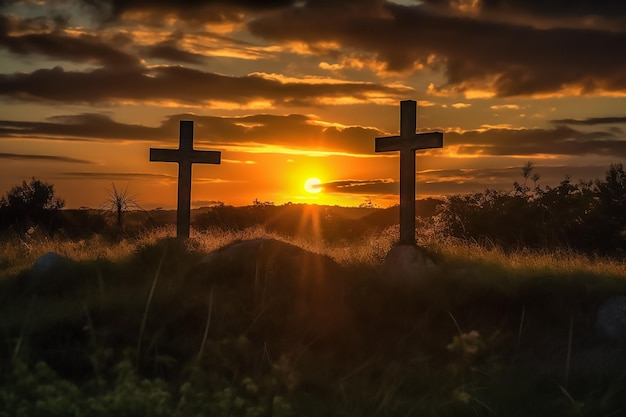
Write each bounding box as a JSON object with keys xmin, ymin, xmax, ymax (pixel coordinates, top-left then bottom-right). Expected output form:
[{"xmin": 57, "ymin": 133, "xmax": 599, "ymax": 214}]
[
  {"xmin": 150, "ymin": 120, "xmax": 221, "ymax": 239},
  {"xmin": 375, "ymin": 100, "xmax": 443, "ymax": 245}
]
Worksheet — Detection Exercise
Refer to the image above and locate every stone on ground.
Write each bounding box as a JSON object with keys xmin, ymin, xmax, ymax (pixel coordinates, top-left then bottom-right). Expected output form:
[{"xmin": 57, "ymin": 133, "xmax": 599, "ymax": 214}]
[
  {"xmin": 380, "ymin": 244, "xmax": 440, "ymax": 284},
  {"xmin": 595, "ymin": 295, "xmax": 626, "ymax": 342},
  {"xmin": 30, "ymin": 252, "xmax": 70, "ymax": 277}
]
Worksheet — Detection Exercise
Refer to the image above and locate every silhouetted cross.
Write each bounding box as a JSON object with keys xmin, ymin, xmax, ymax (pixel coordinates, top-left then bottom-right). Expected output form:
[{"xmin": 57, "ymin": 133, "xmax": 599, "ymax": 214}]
[
  {"xmin": 150, "ymin": 120, "xmax": 221, "ymax": 239},
  {"xmin": 375, "ymin": 100, "xmax": 443, "ymax": 245}
]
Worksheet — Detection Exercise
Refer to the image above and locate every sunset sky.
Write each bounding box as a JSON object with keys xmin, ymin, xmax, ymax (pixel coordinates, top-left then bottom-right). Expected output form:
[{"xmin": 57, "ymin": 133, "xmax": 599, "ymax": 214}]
[{"xmin": 1, "ymin": 0, "xmax": 625, "ymax": 209}]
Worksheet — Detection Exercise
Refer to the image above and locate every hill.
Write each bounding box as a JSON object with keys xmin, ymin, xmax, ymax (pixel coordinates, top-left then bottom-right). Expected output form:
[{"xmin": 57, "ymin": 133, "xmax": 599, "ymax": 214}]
[{"xmin": 1, "ymin": 231, "xmax": 626, "ymax": 415}]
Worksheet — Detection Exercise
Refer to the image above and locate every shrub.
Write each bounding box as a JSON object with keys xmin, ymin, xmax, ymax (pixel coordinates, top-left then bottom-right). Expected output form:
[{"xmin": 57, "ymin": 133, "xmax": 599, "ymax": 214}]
[
  {"xmin": 0, "ymin": 178, "xmax": 65, "ymax": 232},
  {"xmin": 439, "ymin": 163, "xmax": 626, "ymax": 255}
]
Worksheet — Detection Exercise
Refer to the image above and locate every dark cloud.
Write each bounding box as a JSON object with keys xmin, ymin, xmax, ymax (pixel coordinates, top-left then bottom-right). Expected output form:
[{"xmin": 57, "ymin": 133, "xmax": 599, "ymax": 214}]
[
  {"xmin": 321, "ymin": 178, "xmax": 398, "ymax": 194},
  {"xmin": 0, "ymin": 65, "xmax": 408, "ymax": 105},
  {"xmin": 412, "ymin": 164, "xmax": 614, "ymax": 195},
  {"xmin": 0, "ymin": 112, "xmax": 382, "ymax": 154},
  {"xmin": 193, "ymin": 199, "xmax": 224, "ymax": 207},
  {"xmin": 247, "ymin": 2, "xmax": 626, "ymax": 97},
  {"xmin": 60, "ymin": 171, "xmax": 174, "ymax": 180},
  {"xmin": 0, "ymin": 152, "xmax": 92, "ymax": 163},
  {"xmin": 423, "ymin": 165, "xmax": 611, "ymax": 183},
  {"xmin": 2, "ymin": 111, "xmax": 625, "ymax": 158},
  {"xmin": 5, "ymin": 2, "xmax": 624, "ymax": 99},
  {"xmin": 80, "ymin": 0, "xmax": 626, "ymax": 24},
  {"xmin": 143, "ymin": 31, "xmax": 206, "ymax": 64},
  {"xmin": 145, "ymin": 44, "xmax": 206, "ymax": 64},
  {"xmin": 452, "ymin": 0, "xmax": 626, "ymax": 19},
  {"xmin": 81, "ymin": 0, "xmax": 298, "ymax": 24},
  {"xmin": 445, "ymin": 126, "xmax": 626, "ymax": 158},
  {"xmin": 0, "ymin": 113, "xmax": 165, "ymax": 140},
  {"xmin": 321, "ymin": 164, "xmax": 615, "ymax": 197},
  {"xmin": 551, "ymin": 116, "xmax": 626, "ymax": 125},
  {"xmin": 0, "ymin": 15, "xmax": 139, "ymax": 67}
]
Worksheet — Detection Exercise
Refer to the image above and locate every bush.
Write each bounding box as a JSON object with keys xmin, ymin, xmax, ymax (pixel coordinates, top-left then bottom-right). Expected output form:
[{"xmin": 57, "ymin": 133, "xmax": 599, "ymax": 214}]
[
  {"xmin": 0, "ymin": 178, "xmax": 65, "ymax": 232},
  {"xmin": 439, "ymin": 163, "xmax": 626, "ymax": 255}
]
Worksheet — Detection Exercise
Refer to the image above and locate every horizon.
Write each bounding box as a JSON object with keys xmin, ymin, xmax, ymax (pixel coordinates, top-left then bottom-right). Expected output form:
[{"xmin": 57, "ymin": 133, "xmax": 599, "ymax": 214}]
[{"xmin": 1, "ymin": 0, "xmax": 625, "ymax": 209}]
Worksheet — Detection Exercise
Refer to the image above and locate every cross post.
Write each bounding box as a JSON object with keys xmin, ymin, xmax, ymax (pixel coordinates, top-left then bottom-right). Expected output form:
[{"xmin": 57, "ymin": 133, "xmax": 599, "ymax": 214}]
[
  {"xmin": 375, "ymin": 100, "xmax": 443, "ymax": 245},
  {"xmin": 150, "ymin": 120, "xmax": 221, "ymax": 239}
]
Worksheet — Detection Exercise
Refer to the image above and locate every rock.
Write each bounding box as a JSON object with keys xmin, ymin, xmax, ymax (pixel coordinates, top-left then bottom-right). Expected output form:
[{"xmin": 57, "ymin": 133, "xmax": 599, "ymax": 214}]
[
  {"xmin": 380, "ymin": 244, "xmax": 440, "ymax": 284},
  {"xmin": 30, "ymin": 252, "xmax": 70, "ymax": 277},
  {"xmin": 22, "ymin": 252, "xmax": 79, "ymax": 295},
  {"xmin": 595, "ymin": 295, "xmax": 626, "ymax": 342}
]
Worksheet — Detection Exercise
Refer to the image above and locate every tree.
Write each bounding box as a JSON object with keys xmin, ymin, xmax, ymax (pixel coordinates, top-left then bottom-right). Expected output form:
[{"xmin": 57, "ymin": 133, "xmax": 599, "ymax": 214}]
[
  {"xmin": 101, "ymin": 183, "xmax": 141, "ymax": 231},
  {"xmin": 593, "ymin": 163, "xmax": 626, "ymax": 252},
  {"xmin": 252, "ymin": 198, "xmax": 274, "ymax": 206},
  {"xmin": 359, "ymin": 198, "xmax": 380, "ymax": 209},
  {"xmin": 0, "ymin": 177, "xmax": 65, "ymax": 230}
]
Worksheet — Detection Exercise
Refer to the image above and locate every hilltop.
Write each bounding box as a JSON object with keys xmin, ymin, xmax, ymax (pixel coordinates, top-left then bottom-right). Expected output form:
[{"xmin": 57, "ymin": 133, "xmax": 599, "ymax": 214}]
[{"xmin": 1, "ymin": 229, "xmax": 626, "ymax": 416}]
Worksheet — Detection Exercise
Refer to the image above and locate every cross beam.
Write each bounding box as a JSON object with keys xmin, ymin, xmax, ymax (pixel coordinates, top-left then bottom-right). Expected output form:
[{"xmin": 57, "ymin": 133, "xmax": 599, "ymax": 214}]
[
  {"xmin": 375, "ymin": 100, "xmax": 443, "ymax": 245},
  {"xmin": 150, "ymin": 120, "xmax": 221, "ymax": 239}
]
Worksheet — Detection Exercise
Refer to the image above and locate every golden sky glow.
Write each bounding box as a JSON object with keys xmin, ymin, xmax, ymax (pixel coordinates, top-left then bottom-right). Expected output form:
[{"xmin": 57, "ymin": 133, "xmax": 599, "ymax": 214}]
[{"xmin": 1, "ymin": 0, "xmax": 625, "ymax": 208}]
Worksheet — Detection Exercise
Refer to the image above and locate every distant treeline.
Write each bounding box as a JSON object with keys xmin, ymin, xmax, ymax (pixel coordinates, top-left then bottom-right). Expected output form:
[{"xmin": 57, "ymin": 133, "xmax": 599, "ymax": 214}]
[
  {"xmin": 191, "ymin": 199, "xmax": 441, "ymax": 242},
  {"xmin": 1, "ymin": 163, "xmax": 624, "ymax": 256}
]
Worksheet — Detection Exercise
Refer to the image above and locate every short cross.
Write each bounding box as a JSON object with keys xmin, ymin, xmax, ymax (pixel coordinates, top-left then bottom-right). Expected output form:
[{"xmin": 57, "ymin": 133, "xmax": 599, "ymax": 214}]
[
  {"xmin": 150, "ymin": 120, "xmax": 221, "ymax": 239},
  {"xmin": 375, "ymin": 100, "xmax": 443, "ymax": 245}
]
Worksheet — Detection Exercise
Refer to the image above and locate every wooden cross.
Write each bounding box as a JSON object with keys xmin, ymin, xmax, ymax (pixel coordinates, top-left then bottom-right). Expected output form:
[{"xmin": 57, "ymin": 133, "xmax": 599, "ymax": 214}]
[
  {"xmin": 375, "ymin": 100, "xmax": 443, "ymax": 245},
  {"xmin": 150, "ymin": 120, "xmax": 221, "ymax": 239}
]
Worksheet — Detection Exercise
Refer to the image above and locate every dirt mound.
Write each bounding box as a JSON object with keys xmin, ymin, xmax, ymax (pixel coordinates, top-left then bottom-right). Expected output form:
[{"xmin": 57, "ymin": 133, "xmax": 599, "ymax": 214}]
[
  {"xmin": 194, "ymin": 238, "xmax": 340, "ymax": 283},
  {"xmin": 187, "ymin": 238, "xmax": 348, "ymax": 337}
]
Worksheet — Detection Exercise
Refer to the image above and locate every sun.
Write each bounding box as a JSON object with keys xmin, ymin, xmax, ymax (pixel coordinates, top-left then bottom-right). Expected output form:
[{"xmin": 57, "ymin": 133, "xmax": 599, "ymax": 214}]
[{"xmin": 304, "ymin": 177, "xmax": 322, "ymax": 193}]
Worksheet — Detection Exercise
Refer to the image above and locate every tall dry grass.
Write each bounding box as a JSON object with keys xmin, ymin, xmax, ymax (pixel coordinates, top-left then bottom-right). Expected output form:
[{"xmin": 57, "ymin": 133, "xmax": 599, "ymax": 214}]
[
  {"xmin": 2, "ymin": 223, "xmax": 625, "ymax": 280},
  {"xmin": 427, "ymin": 236, "xmax": 626, "ymax": 278}
]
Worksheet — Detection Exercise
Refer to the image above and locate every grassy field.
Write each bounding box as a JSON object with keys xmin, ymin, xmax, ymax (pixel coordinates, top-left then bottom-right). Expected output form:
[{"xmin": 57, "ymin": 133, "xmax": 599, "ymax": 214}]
[{"xmin": 1, "ymin": 225, "xmax": 626, "ymax": 416}]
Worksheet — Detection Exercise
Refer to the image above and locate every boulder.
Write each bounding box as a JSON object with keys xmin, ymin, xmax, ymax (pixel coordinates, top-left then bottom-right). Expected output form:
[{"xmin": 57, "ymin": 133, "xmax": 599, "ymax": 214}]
[
  {"xmin": 19, "ymin": 252, "xmax": 83, "ymax": 296},
  {"xmin": 595, "ymin": 295, "xmax": 626, "ymax": 342},
  {"xmin": 30, "ymin": 252, "xmax": 71, "ymax": 277},
  {"xmin": 380, "ymin": 244, "xmax": 440, "ymax": 284}
]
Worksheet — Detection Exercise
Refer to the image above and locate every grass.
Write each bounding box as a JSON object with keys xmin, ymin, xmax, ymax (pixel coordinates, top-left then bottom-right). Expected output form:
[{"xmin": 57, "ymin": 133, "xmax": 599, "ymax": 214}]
[{"xmin": 1, "ymin": 225, "xmax": 626, "ymax": 416}]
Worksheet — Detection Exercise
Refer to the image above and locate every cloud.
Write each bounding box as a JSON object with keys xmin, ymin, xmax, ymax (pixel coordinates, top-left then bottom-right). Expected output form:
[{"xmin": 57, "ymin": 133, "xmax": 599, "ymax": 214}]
[
  {"xmin": 321, "ymin": 178, "xmax": 398, "ymax": 194},
  {"xmin": 193, "ymin": 199, "xmax": 225, "ymax": 207},
  {"xmin": 222, "ymin": 158, "xmax": 256, "ymax": 164},
  {"xmin": 247, "ymin": 1, "xmax": 626, "ymax": 97},
  {"xmin": 145, "ymin": 43, "xmax": 206, "ymax": 65},
  {"xmin": 0, "ymin": 113, "xmax": 165, "ymax": 141},
  {"xmin": 58, "ymin": 171, "xmax": 237, "ymax": 184},
  {"xmin": 551, "ymin": 116, "xmax": 626, "ymax": 125},
  {"xmin": 60, "ymin": 172, "xmax": 174, "ymax": 180},
  {"xmin": 0, "ymin": 66, "xmax": 410, "ymax": 106},
  {"xmin": 0, "ymin": 152, "xmax": 92, "ymax": 163},
  {"xmin": 5, "ymin": 2, "xmax": 624, "ymax": 100},
  {"xmin": 490, "ymin": 104, "xmax": 521, "ymax": 110},
  {"xmin": 2, "ymin": 111, "xmax": 625, "ymax": 159},
  {"xmin": 420, "ymin": 0, "xmax": 626, "ymax": 21},
  {"xmin": 80, "ymin": 0, "xmax": 626, "ymax": 29},
  {"xmin": 81, "ymin": 0, "xmax": 299, "ymax": 24},
  {"xmin": 319, "ymin": 164, "xmax": 615, "ymax": 197},
  {"xmin": 0, "ymin": 15, "xmax": 139, "ymax": 67},
  {"xmin": 0, "ymin": 112, "xmax": 383, "ymax": 155},
  {"xmin": 445, "ymin": 126, "xmax": 626, "ymax": 158},
  {"xmin": 413, "ymin": 164, "xmax": 615, "ymax": 194}
]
